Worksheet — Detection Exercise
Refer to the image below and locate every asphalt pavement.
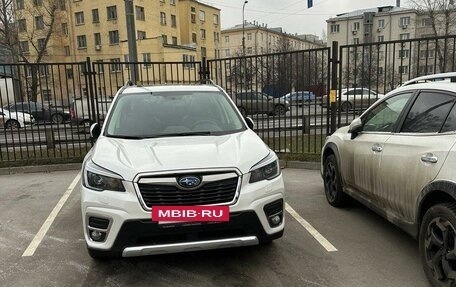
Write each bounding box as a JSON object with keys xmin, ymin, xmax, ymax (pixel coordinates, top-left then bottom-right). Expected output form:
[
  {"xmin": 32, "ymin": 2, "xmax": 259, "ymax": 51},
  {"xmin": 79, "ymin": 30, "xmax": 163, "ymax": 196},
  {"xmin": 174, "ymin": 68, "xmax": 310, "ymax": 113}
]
[{"xmin": 0, "ymin": 168, "xmax": 429, "ymax": 287}]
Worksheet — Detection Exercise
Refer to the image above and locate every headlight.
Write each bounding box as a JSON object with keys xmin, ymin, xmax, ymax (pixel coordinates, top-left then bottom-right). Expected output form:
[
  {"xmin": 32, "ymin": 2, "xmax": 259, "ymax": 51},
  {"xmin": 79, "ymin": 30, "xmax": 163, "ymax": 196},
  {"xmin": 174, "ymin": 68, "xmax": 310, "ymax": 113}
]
[
  {"xmin": 249, "ymin": 152, "xmax": 280, "ymax": 183},
  {"xmin": 83, "ymin": 160, "xmax": 125, "ymax": 192}
]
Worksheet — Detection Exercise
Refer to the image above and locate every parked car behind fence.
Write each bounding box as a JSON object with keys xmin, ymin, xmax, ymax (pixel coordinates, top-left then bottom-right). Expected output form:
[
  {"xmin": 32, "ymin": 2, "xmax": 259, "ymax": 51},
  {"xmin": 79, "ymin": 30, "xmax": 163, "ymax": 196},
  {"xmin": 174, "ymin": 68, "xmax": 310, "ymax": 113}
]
[
  {"xmin": 233, "ymin": 91, "xmax": 290, "ymax": 117},
  {"xmin": 4, "ymin": 101, "xmax": 70, "ymax": 124}
]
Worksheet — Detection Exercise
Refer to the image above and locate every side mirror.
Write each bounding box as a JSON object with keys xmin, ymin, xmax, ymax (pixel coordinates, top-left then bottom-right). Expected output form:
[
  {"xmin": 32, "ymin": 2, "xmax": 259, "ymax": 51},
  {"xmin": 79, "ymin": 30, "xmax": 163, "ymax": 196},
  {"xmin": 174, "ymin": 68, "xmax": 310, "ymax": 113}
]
[
  {"xmin": 348, "ymin": 118, "xmax": 362, "ymax": 139},
  {"xmin": 90, "ymin": 123, "xmax": 101, "ymax": 139},
  {"xmin": 245, "ymin": 117, "xmax": 255, "ymax": 130}
]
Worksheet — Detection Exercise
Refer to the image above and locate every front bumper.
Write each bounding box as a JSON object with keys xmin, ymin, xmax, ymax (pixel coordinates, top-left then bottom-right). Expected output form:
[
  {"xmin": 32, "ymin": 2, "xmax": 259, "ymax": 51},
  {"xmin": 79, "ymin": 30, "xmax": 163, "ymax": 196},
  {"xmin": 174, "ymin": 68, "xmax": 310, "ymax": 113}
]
[{"xmin": 81, "ymin": 173, "xmax": 285, "ymax": 257}]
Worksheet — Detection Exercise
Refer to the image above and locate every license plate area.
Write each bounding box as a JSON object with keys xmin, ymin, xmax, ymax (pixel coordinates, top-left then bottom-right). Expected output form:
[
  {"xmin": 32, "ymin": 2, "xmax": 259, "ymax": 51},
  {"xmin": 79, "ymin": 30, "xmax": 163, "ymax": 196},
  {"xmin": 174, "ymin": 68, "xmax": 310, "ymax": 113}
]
[{"xmin": 152, "ymin": 206, "xmax": 230, "ymax": 224}]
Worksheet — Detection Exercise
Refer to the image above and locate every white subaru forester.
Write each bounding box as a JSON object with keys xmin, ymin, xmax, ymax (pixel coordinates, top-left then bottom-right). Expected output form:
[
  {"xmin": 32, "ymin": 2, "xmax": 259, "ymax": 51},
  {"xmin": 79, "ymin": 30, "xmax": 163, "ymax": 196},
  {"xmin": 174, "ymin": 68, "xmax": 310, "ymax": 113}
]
[{"xmin": 81, "ymin": 83, "xmax": 285, "ymax": 259}]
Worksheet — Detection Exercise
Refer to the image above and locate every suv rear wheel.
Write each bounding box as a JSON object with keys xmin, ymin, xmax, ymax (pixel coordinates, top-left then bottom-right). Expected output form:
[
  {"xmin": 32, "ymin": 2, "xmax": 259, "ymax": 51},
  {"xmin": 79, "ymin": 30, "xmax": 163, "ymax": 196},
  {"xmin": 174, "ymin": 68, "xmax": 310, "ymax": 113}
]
[
  {"xmin": 420, "ymin": 203, "xmax": 456, "ymax": 287},
  {"xmin": 323, "ymin": 154, "xmax": 348, "ymax": 207},
  {"xmin": 273, "ymin": 104, "xmax": 286, "ymax": 116}
]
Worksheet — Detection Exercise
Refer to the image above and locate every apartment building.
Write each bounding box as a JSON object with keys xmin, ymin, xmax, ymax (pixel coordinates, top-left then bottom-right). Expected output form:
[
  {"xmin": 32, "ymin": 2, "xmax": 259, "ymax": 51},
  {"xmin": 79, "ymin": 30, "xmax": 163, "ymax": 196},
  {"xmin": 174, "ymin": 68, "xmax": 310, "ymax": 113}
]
[
  {"xmin": 221, "ymin": 22, "xmax": 325, "ymax": 58},
  {"xmin": 13, "ymin": 0, "xmax": 220, "ymax": 102},
  {"xmin": 326, "ymin": 5, "xmax": 456, "ymax": 89}
]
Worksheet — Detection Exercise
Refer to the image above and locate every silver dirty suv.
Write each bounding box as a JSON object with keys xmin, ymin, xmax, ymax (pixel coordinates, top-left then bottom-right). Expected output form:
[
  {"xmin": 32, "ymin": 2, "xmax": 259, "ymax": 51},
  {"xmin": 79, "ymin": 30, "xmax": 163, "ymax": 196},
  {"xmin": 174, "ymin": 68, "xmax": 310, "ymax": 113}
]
[{"xmin": 321, "ymin": 73, "xmax": 456, "ymax": 287}]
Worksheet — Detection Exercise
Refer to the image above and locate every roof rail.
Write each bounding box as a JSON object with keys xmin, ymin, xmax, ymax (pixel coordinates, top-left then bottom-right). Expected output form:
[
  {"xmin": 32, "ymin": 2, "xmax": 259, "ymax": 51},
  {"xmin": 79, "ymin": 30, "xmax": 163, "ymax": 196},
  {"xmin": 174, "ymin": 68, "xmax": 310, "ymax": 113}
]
[
  {"xmin": 124, "ymin": 80, "xmax": 135, "ymax": 87},
  {"xmin": 401, "ymin": 72, "xmax": 456, "ymax": 87}
]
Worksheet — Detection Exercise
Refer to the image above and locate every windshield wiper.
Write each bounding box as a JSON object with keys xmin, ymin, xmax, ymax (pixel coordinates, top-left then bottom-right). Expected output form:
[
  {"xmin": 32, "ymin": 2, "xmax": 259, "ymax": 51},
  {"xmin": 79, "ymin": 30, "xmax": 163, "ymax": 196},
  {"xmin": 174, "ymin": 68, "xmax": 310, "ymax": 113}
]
[
  {"xmin": 156, "ymin": 131, "xmax": 213, "ymax": 138},
  {"xmin": 106, "ymin": 134, "xmax": 145, "ymax": 140}
]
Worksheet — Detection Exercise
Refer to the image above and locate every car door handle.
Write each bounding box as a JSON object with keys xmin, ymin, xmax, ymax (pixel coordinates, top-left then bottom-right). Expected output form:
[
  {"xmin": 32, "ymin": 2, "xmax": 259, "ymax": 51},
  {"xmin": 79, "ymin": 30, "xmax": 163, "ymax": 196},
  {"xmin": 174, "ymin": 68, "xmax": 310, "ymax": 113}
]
[
  {"xmin": 371, "ymin": 144, "xmax": 383, "ymax": 152},
  {"xmin": 421, "ymin": 153, "xmax": 438, "ymax": 163}
]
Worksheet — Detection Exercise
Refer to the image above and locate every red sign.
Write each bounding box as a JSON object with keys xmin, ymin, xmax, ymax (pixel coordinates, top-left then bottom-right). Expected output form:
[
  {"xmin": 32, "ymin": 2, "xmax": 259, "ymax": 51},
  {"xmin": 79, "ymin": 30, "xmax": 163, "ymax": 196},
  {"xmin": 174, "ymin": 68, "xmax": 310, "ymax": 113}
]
[{"xmin": 152, "ymin": 206, "xmax": 230, "ymax": 223}]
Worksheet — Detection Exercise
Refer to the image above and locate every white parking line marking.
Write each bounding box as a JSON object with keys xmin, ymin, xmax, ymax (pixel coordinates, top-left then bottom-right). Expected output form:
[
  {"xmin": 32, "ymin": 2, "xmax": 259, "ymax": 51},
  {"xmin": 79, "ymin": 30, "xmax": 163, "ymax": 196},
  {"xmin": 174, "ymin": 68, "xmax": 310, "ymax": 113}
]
[
  {"xmin": 22, "ymin": 172, "xmax": 81, "ymax": 257},
  {"xmin": 285, "ymin": 203, "xmax": 338, "ymax": 252}
]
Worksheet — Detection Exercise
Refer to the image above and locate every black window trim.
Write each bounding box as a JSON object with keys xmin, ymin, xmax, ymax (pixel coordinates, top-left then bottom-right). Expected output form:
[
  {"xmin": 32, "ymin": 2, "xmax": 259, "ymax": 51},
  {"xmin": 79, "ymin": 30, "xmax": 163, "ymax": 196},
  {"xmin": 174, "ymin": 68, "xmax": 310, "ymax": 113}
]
[
  {"xmin": 395, "ymin": 89, "xmax": 456, "ymax": 135},
  {"xmin": 358, "ymin": 90, "xmax": 418, "ymax": 135}
]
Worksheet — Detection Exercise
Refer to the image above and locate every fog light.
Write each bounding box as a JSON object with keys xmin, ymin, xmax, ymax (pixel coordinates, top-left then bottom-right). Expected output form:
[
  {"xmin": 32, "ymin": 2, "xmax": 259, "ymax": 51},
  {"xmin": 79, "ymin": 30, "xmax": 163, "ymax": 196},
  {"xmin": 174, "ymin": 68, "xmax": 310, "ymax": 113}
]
[
  {"xmin": 267, "ymin": 212, "xmax": 283, "ymax": 227},
  {"xmin": 90, "ymin": 230, "xmax": 105, "ymax": 241},
  {"xmin": 270, "ymin": 214, "xmax": 281, "ymax": 225}
]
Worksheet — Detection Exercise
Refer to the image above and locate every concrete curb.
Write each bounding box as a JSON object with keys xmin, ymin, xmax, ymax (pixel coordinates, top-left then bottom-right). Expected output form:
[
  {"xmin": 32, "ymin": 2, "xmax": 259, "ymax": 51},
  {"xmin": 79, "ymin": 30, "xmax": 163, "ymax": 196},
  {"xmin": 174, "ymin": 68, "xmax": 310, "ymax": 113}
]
[
  {"xmin": 0, "ymin": 163, "xmax": 81, "ymax": 175},
  {"xmin": 0, "ymin": 160, "xmax": 319, "ymax": 175}
]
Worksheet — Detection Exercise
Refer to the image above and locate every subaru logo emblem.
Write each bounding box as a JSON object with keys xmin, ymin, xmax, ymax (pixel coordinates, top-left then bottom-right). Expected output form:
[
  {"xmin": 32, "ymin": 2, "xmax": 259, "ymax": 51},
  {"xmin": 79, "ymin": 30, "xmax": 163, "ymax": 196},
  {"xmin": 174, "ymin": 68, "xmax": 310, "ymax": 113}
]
[{"xmin": 178, "ymin": 176, "xmax": 201, "ymax": 189}]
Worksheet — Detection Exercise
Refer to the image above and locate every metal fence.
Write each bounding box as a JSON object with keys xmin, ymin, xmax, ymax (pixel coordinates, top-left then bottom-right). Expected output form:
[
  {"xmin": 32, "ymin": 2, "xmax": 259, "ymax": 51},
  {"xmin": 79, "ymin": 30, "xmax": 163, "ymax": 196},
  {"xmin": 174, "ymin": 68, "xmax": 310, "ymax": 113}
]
[
  {"xmin": 2, "ymin": 34, "xmax": 456, "ymax": 165},
  {"xmin": 337, "ymin": 34, "xmax": 456, "ymax": 127},
  {"xmin": 208, "ymin": 48, "xmax": 330, "ymax": 156}
]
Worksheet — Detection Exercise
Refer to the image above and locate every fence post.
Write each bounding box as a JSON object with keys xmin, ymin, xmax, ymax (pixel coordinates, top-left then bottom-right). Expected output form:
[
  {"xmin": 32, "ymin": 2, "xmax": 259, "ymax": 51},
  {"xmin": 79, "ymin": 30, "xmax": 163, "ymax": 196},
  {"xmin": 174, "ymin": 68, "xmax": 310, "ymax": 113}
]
[
  {"xmin": 199, "ymin": 57, "xmax": 210, "ymax": 83},
  {"xmin": 330, "ymin": 41, "xmax": 339, "ymax": 134},
  {"xmin": 45, "ymin": 128, "xmax": 55, "ymax": 149}
]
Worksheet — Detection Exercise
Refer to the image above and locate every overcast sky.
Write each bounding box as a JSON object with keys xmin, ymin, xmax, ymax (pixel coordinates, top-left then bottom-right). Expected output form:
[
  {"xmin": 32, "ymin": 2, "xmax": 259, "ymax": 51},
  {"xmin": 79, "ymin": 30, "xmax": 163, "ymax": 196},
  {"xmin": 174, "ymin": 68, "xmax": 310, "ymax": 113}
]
[{"xmin": 201, "ymin": 0, "xmax": 413, "ymax": 39}]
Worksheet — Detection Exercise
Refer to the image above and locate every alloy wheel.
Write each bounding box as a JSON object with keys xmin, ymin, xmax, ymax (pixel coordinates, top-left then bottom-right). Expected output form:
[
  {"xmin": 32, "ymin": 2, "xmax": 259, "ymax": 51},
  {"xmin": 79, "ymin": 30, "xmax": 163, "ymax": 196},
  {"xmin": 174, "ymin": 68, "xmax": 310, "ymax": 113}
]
[
  {"xmin": 324, "ymin": 161, "xmax": 338, "ymax": 202},
  {"xmin": 424, "ymin": 217, "xmax": 456, "ymax": 284}
]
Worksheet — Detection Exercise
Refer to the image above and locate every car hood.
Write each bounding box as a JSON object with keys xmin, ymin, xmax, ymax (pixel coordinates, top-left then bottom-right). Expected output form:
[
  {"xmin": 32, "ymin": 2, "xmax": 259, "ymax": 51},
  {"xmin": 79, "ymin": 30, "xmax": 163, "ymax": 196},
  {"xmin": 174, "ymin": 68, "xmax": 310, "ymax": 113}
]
[{"xmin": 90, "ymin": 130, "xmax": 271, "ymax": 181}]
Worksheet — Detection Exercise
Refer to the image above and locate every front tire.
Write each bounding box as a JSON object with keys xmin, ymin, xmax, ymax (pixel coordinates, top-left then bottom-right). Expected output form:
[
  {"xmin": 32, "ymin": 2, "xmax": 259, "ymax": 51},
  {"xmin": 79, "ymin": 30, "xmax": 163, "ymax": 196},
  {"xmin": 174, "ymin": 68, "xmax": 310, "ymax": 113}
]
[
  {"xmin": 323, "ymin": 154, "xmax": 348, "ymax": 207},
  {"xmin": 51, "ymin": 113, "xmax": 64, "ymax": 124},
  {"xmin": 273, "ymin": 104, "xmax": 286, "ymax": 116},
  {"xmin": 5, "ymin": 119, "xmax": 20, "ymax": 129},
  {"xmin": 341, "ymin": 101, "xmax": 352, "ymax": 112},
  {"xmin": 419, "ymin": 203, "xmax": 456, "ymax": 287},
  {"xmin": 87, "ymin": 247, "xmax": 116, "ymax": 260}
]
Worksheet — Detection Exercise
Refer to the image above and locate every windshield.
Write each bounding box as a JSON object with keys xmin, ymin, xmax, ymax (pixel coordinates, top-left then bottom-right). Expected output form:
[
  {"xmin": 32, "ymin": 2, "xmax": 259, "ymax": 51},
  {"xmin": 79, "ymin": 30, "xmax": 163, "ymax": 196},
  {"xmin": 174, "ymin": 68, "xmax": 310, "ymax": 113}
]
[{"xmin": 105, "ymin": 91, "xmax": 246, "ymax": 138}]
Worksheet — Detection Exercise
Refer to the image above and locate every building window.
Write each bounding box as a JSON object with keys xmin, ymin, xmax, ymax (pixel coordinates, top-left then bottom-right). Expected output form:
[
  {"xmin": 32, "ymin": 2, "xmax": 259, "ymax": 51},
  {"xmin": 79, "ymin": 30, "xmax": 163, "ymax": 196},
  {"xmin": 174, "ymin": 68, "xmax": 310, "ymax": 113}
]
[
  {"xmin": 421, "ymin": 18, "xmax": 432, "ymax": 27},
  {"xmin": 64, "ymin": 46, "xmax": 70, "ymax": 56},
  {"xmin": 225, "ymin": 36, "xmax": 229, "ymax": 43},
  {"xmin": 142, "ymin": 53, "xmax": 151, "ymax": 67},
  {"xmin": 75, "ymin": 12, "xmax": 84, "ymax": 25},
  {"xmin": 400, "ymin": 33, "xmax": 410, "ymax": 40},
  {"xmin": 18, "ymin": 19, "xmax": 26, "ymax": 32},
  {"xmin": 136, "ymin": 6, "xmax": 145, "ymax": 21},
  {"xmin": 419, "ymin": 65, "xmax": 434, "ymax": 75},
  {"xmin": 225, "ymin": 49, "xmax": 230, "ymax": 57},
  {"xmin": 377, "ymin": 35, "xmax": 384, "ymax": 42},
  {"xmin": 200, "ymin": 29, "xmax": 206, "ymax": 39},
  {"xmin": 16, "ymin": 0, "xmax": 24, "ymax": 9},
  {"xmin": 191, "ymin": 13, "xmax": 196, "ymax": 23},
  {"xmin": 110, "ymin": 58, "xmax": 121, "ymax": 72},
  {"xmin": 330, "ymin": 24, "xmax": 340, "ymax": 33},
  {"xmin": 378, "ymin": 19, "xmax": 385, "ymax": 28},
  {"xmin": 399, "ymin": 65, "xmax": 409, "ymax": 74},
  {"xmin": 162, "ymin": 34, "xmax": 167, "ymax": 44},
  {"xmin": 77, "ymin": 35, "xmax": 87, "ymax": 48},
  {"xmin": 398, "ymin": 49, "xmax": 409, "ymax": 59},
  {"xmin": 247, "ymin": 47, "xmax": 252, "ymax": 54},
  {"xmin": 109, "ymin": 30, "xmax": 119, "ymax": 44},
  {"xmin": 35, "ymin": 16, "xmax": 44, "ymax": 29},
  {"xmin": 201, "ymin": 47, "xmax": 206, "ymax": 58},
  {"xmin": 214, "ymin": 32, "xmax": 219, "ymax": 42},
  {"xmin": 199, "ymin": 10, "xmax": 205, "ymax": 21},
  {"xmin": 378, "ymin": 67, "xmax": 384, "ymax": 75},
  {"xmin": 94, "ymin": 33, "xmax": 101, "ymax": 45},
  {"xmin": 92, "ymin": 9, "xmax": 99, "ymax": 23},
  {"xmin": 62, "ymin": 23, "xmax": 68, "ymax": 36},
  {"xmin": 400, "ymin": 17, "xmax": 410, "ymax": 27},
  {"xmin": 170, "ymin": 0, "xmax": 175, "ymax": 5},
  {"xmin": 247, "ymin": 33, "xmax": 252, "ymax": 41},
  {"xmin": 191, "ymin": 6, "xmax": 196, "ymax": 12},
  {"xmin": 171, "ymin": 15, "xmax": 177, "ymax": 27},
  {"xmin": 66, "ymin": 68, "xmax": 73, "ymax": 79},
  {"xmin": 420, "ymin": 49, "xmax": 435, "ymax": 58},
  {"xmin": 107, "ymin": 6, "xmax": 117, "ymax": 20},
  {"xmin": 59, "ymin": 0, "xmax": 66, "ymax": 10},
  {"xmin": 183, "ymin": 54, "xmax": 196, "ymax": 68},
  {"xmin": 41, "ymin": 90, "xmax": 51, "ymax": 101},
  {"xmin": 172, "ymin": 36, "xmax": 177, "ymax": 45},
  {"xmin": 213, "ymin": 14, "xmax": 219, "ymax": 25},
  {"xmin": 192, "ymin": 32, "xmax": 197, "ymax": 43},
  {"xmin": 353, "ymin": 22, "xmax": 360, "ymax": 31},
  {"xmin": 19, "ymin": 41, "xmax": 29, "ymax": 53},
  {"xmin": 137, "ymin": 30, "xmax": 146, "ymax": 40},
  {"xmin": 160, "ymin": 12, "xmax": 166, "ymax": 25},
  {"xmin": 33, "ymin": 0, "xmax": 42, "ymax": 6},
  {"xmin": 353, "ymin": 38, "xmax": 359, "ymax": 44}
]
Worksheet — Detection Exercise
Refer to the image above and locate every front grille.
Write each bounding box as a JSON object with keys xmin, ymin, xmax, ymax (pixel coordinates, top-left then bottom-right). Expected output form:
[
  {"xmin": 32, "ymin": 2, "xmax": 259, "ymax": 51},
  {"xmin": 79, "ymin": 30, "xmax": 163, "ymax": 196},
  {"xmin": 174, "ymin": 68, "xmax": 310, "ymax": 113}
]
[{"xmin": 137, "ymin": 177, "xmax": 238, "ymax": 207}]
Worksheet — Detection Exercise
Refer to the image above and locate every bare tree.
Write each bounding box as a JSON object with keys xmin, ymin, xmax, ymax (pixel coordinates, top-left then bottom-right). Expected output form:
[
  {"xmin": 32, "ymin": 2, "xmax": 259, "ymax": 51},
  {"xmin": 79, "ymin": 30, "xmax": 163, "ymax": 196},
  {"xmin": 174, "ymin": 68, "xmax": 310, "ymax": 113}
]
[
  {"xmin": 409, "ymin": 0, "xmax": 456, "ymax": 72},
  {"xmin": 0, "ymin": 0, "xmax": 63, "ymax": 101}
]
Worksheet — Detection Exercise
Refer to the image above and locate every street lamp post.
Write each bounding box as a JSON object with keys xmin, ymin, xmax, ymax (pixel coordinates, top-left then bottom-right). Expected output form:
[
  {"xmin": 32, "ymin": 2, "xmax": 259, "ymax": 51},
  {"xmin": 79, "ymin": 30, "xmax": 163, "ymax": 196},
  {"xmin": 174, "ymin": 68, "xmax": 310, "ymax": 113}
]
[{"xmin": 242, "ymin": 0, "xmax": 248, "ymax": 91}]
